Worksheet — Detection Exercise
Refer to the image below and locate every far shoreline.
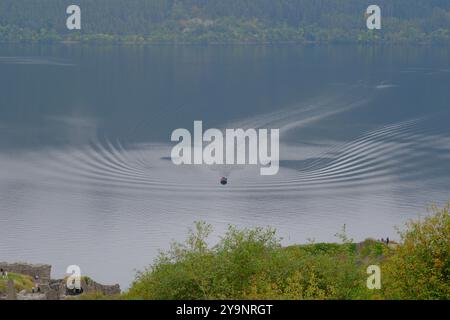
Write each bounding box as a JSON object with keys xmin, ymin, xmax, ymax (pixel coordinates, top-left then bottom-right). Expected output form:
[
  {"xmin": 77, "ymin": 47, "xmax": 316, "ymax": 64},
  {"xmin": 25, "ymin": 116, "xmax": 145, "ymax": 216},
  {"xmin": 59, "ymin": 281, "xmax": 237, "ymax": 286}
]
[{"xmin": 1, "ymin": 39, "xmax": 450, "ymax": 47}]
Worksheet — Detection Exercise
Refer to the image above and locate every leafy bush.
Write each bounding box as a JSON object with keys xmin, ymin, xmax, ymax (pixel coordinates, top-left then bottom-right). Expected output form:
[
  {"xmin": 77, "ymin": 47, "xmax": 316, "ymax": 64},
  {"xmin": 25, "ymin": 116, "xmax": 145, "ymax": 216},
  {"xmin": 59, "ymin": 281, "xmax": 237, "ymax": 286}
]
[
  {"xmin": 126, "ymin": 203, "xmax": 449, "ymax": 300},
  {"xmin": 126, "ymin": 222, "xmax": 377, "ymax": 300},
  {"xmin": 382, "ymin": 203, "xmax": 450, "ymax": 300}
]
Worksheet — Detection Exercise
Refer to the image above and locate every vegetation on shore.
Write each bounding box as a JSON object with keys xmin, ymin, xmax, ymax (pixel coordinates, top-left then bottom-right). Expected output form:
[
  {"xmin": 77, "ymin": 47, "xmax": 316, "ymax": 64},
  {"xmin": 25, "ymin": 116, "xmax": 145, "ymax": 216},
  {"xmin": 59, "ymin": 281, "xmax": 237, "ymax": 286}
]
[
  {"xmin": 0, "ymin": 273, "xmax": 34, "ymax": 294},
  {"xmin": 3, "ymin": 203, "xmax": 448, "ymax": 300},
  {"xmin": 122, "ymin": 203, "xmax": 449, "ymax": 300},
  {"xmin": 0, "ymin": 0, "xmax": 449, "ymax": 44}
]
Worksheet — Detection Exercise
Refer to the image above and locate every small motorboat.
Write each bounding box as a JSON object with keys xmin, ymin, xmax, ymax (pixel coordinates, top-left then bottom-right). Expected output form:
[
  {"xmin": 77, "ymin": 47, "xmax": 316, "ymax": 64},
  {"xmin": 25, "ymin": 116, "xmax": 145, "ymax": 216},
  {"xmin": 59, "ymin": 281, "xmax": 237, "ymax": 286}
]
[{"xmin": 220, "ymin": 177, "xmax": 228, "ymax": 185}]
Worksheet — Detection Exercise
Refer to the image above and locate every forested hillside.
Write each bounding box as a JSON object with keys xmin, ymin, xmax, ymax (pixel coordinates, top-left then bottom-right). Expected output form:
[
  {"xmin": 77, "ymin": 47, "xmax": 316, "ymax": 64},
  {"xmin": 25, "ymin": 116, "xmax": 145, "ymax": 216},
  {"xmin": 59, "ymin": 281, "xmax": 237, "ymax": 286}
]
[{"xmin": 1, "ymin": 0, "xmax": 449, "ymax": 43}]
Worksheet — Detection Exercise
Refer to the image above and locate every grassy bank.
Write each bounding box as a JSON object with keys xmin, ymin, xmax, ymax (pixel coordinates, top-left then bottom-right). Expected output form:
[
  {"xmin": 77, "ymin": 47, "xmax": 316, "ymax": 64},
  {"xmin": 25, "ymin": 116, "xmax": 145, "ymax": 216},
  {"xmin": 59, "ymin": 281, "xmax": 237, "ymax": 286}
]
[
  {"xmin": 0, "ymin": 273, "xmax": 34, "ymax": 294},
  {"xmin": 121, "ymin": 203, "xmax": 449, "ymax": 300}
]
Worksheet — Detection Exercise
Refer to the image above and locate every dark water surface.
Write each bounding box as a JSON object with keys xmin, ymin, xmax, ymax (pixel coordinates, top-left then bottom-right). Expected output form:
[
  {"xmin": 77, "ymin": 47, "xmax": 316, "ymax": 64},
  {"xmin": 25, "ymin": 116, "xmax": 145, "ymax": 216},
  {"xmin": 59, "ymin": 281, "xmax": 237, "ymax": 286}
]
[{"xmin": 0, "ymin": 44, "xmax": 449, "ymax": 288}]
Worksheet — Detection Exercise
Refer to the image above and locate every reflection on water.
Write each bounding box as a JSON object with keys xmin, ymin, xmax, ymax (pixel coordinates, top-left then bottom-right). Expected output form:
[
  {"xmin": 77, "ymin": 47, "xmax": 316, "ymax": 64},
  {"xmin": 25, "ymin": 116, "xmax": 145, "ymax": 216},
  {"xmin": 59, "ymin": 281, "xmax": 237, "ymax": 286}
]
[{"xmin": 0, "ymin": 44, "xmax": 449, "ymax": 288}]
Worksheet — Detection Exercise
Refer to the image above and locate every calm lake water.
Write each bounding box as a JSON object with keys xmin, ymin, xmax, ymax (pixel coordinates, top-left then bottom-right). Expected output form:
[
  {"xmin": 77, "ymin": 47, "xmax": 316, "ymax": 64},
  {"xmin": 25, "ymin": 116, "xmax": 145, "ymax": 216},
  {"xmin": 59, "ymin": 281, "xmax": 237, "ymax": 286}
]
[{"xmin": 0, "ymin": 44, "xmax": 449, "ymax": 288}]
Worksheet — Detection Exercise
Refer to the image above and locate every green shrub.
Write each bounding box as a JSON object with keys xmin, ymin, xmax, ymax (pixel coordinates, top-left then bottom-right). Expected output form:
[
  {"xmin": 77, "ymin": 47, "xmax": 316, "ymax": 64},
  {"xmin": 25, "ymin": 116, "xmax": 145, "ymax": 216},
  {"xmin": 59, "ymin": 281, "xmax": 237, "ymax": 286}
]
[
  {"xmin": 127, "ymin": 222, "xmax": 373, "ymax": 300},
  {"xmin": 126, "ymin": 203, "xmax": 449, "ymax": 300},
  {"xmin": 382, "ymin": 203, "xmax": 450, "ymax": 300}
]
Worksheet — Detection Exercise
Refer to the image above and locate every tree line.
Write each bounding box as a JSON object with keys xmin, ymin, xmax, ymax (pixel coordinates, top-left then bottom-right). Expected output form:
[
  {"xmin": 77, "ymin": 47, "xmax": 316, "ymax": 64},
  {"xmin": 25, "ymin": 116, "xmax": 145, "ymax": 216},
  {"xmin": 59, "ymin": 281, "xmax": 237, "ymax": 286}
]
[{"xmin": 0, "ymin": 0, "xmax": 449, "ymax": 43}]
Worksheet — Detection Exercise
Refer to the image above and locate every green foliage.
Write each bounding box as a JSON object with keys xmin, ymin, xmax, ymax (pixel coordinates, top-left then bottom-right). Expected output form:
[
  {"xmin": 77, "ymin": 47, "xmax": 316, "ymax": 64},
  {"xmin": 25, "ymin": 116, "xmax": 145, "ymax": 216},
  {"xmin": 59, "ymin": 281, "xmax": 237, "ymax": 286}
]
[
  {"xmin": 0, "ymin": 272, "xmax": 34, "ymax": 294},
  {"xmin": 126, "ymin": 203, "xmax": 449, "ymax": 300},
  {"xmin": 357, "ymin": 238, "xmax": 386, "ymax": 259},
  {"xmin": 0, "ymin": 0, "xmax": 449, "ymax": 43},
  {"xmin": 126, "ymin": 222, "xmax": 379, "ymax": 300},
  {"xmin": 382, "ymin": 203, "xmax": 450, "ymax": 300}
]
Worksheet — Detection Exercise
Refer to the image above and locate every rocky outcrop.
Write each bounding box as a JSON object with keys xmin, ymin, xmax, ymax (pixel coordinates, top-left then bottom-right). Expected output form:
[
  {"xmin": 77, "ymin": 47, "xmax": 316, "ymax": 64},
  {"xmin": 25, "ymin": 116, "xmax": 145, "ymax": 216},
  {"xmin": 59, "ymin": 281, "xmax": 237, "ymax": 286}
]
[
  {"xmin": 51, "ymin": 277, "xmax": 121, "ymax": 298},
  {"xmin": 17, "ymin": 290, "xmax": 46, "ymax": 300},
  {"xmin": 7, "ymin": 280, "xmax": 17, "ymax": 300},
  {"xmin": 0, "ymin": 262, "xmax": 51, "ymax": 282},
  {"xmin": 0, "ymin": 262, "xmax": 120, "ymax": 300},
  {"xmin": 81, "ymin": 278, "xmax": 121, "ymax": 296}
]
